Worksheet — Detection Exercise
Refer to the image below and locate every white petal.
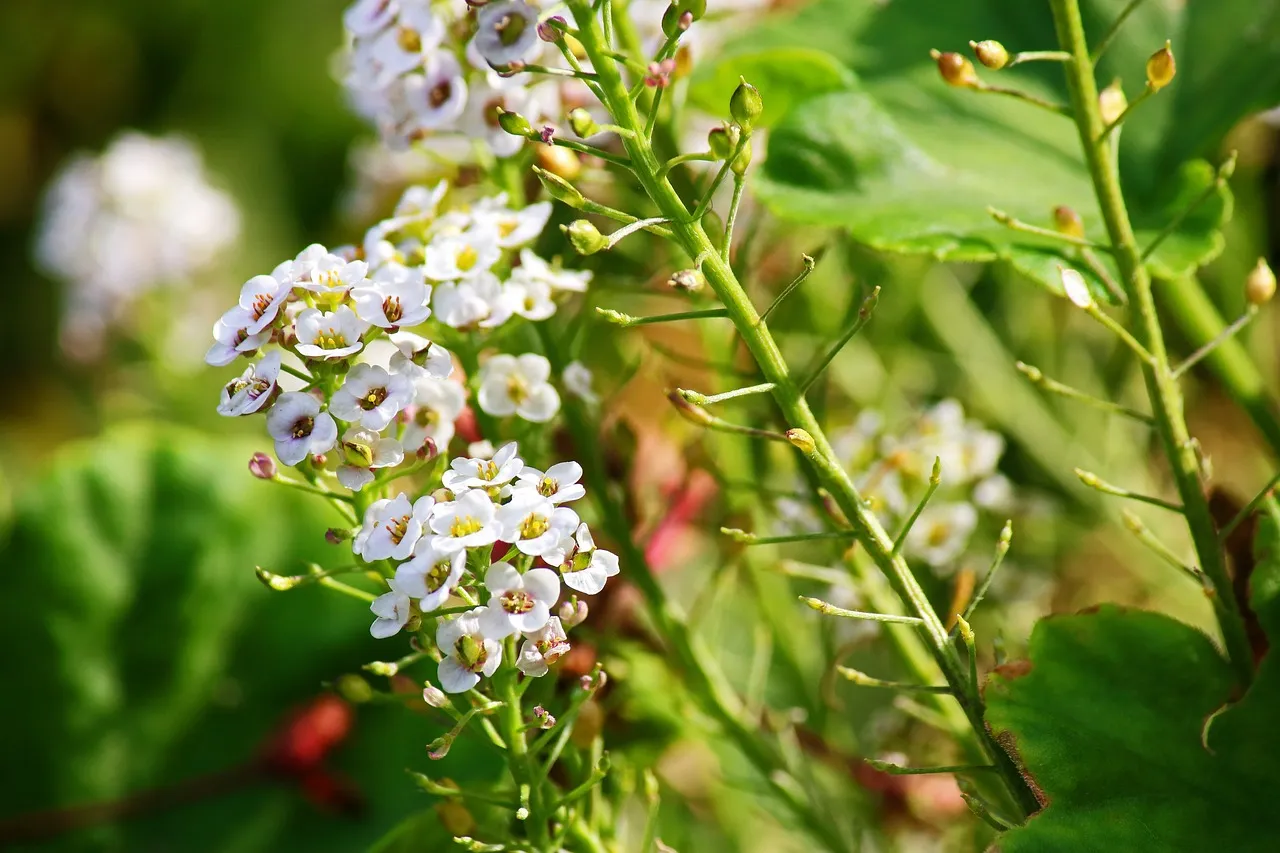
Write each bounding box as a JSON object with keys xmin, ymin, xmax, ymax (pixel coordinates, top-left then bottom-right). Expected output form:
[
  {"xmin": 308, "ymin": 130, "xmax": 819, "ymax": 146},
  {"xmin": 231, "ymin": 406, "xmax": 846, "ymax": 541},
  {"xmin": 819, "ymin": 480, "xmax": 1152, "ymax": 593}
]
[{"xmin": 438, "ymin": 657, "xmax": 480, "ymax": 693}]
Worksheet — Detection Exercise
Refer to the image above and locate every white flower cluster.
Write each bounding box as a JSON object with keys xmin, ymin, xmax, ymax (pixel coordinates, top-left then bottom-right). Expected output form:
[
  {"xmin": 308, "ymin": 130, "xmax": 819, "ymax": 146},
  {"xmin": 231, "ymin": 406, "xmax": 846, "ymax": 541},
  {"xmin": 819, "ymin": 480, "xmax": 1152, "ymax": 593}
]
[
  {"xmin": 364, "ymin": 442, "xmax": 619, "ymax": 692},
  {"xmin": 207, "ymin": 181, "xmax": 594, "ymax": 475},
  {"xmin": 834, "ymin": 399, "xmax": 1011, "ymax": 569},
  {"xmin": 35, "ymin": 131, "xmax": 240, "ymax": 357}
]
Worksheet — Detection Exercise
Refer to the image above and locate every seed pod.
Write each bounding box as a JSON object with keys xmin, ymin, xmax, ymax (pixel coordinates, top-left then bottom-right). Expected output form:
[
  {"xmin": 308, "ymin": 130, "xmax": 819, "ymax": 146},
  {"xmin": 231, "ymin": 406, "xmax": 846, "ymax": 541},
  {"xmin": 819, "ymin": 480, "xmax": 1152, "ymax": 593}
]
[
  {"xmin": 931, "ymin": 50, "xmax": 979, "ymax": 88},
  {"xmin": 970, "ymin": 39, "xmax": 1009, "ymax": 70},
  {"xmin": 786, "ymin": 428, "xmax": 816, "ymax": 454},
  {"xmin": 730, "ymin": 79, "xmax": 763, "ymax": 132},
  {"xmin": 1053, "ymin": 205, "xmax": 1085, "ymax": 240},
  {"xmin": 707, "ymin": 123, "xmax": 740, "ymax": 160},
  {"xmin": 535, "ymin": 144, "xmax": 582, "ymax": 180},
  {"xmin": 730, "ymin": 139, "xmax": 752, "ymax": 176},
  {"xmin": 1246, "ymin": 258, "xmax": 1277, "ymax": 306},
  {"xmin": 533, "ymin": 166, "xmax": 586, "ymax": 208},
  {"xmin": 562, "ymin": 219, "xmax": 608, "ymax": 255},
  {"xmin": 1146, "ymin": 40, "xmax": 1176, "ymax": 90},
  {"xmin": 567, "ymin": 107, "xmax": 599, "ymax": 138},
  {"xmin": 496, "ymin": 108, "xmax": 533, "ymax": 138}
]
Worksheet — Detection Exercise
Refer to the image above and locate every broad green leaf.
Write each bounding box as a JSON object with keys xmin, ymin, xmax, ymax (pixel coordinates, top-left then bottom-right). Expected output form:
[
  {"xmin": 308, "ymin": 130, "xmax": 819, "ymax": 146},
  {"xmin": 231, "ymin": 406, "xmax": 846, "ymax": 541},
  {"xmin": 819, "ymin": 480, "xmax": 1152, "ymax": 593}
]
[
  {"xmin": 687, "ymin": 47, "xmax": 856, "ymax": 129},
  {"xmin": 984, "ymin": 604, "xmax": 1280, "ymax": 850}
]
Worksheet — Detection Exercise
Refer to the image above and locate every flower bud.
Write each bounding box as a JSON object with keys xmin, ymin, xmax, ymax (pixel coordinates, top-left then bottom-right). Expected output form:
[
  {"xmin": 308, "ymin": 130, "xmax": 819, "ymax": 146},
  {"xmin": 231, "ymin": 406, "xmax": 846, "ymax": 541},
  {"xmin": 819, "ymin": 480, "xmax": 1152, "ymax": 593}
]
[
  {"xmin": 535, "ymin": 143, "xmax": 581, "ymax": 180},
  {"xmin": 422, "ymin": 682, "xmax": 450, "ymax": 708},
  {"xmin": 969, "ymin": 39, "xmax": 1009, "ymax": 70},
  {"xmin": 668, "ymin": 268, "xmax": 705, "ymax": 293},
  {"xmin": 335, "ymin": 673, "xmax": 373, "ymax": 704},
  {"xmin": 930, "ymin": 49, "xmax": 979, "ymax": 88},
  {"xmin": 1246, "ymin": 258, "xmax": 1277, "ymax": 306},
  {"xmin": 1146, "ymin": 40, "xmax": 1176, "ymax": 90},
  {"xmin": 1053, "ymin": 205, "xmax": 1085, "ymax": 240},
  {"xmin": 497, "ymin": 108, "xmax": 534, "ymax": 139},
  {"xmin": 567, "ymin": 107, "xmax": 599, "ymax": 138},
  {"xmin": 668, "ymin": 389, "xmax": 715, "ymax": 426},
  {"xmin": 249, "ymin": 452, "xmax": 276, "ymax": 480},
  {"xmin": 730, "ymin": 79, "xmax": 763, "ymax": 132},
  {"xmin": 707, "ymin": 123, "xmax": 741, "ymax": 161},
  {"xmin": 1060, "ymin": 267, "xmax": 1093, "ymax": 308},
  {"xmin": 325, "ymin": 527, "xmax": 353, "ymax": 545},
  {"xmin": 559, "ymin": 597, "xmax": 589, "ymax": 628},
  {"xmin": 363, "ymin": 660, "xmax": 398, "ymax": 677},
  {"xmin": 562, "ymin": 219, "xmax": 608, "ymax": 255},
  {"xmin": 537, "ymin": 16, "xmax": 565, "ymax": 42},
  {"xmin": 730, "ymin": 139, "xmax": 752, "ymax": 176},
  {"xmin": 1098, "ymin": 79, "xmax": 1127, "ymax": 125},
  {"xmin": 786, "ymin": 428, "xmax": 816, "ymax": 454},
  {"xmin": 533, "ymin": 165, "xmax": 586, "ymax": 209},
  {"xmin": 427, "ymin": 734, "xmax": 453, "ymax": 760},
  {"xmin": 255, "ymin": 566, "xmax": 303, "ymax": 591}
]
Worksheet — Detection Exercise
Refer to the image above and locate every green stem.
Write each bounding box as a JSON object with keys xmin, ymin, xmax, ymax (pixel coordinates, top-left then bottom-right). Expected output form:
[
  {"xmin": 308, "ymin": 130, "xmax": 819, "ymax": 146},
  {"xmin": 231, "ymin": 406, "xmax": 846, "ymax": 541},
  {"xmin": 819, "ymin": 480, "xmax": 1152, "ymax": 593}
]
[
  {"xmin": 498, "ymin": 660, "xmax": 554, "ymax": 851},
  {"xmin": 1049, "ymin": 0, "xmax": 1254, "ymax": 686},
  {"xmin": 565, "ymin": 0, "xmax": 1037, "ymax": 820}
]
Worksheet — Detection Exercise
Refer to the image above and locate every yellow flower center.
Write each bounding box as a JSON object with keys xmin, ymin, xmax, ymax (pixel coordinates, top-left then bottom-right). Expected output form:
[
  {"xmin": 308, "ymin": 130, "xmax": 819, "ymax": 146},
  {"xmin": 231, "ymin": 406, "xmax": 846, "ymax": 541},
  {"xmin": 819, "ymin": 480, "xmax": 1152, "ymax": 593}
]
[
  {"xmin": 500, "ymin": 589, "xmax": 535, "ymax": 614},
  {"xmin": 450, "ymin": 515, "xmax": 484, "ymax": 538},
  {"xmin": 361, "ymin": 386, "xmax": 388, "ymax": 411},
  {"xmin": 396, "ymin": 25, "xmax": 421, "ymax": 53},
  {"xmin": 537, "ymin": 476, "xmax": 558, "ymax": 498},
  {"xmin": 426, "ymin": 559, "xmax": 454, "ymax": 592},
  {"xmin": 518, "ymin": 513, "xmax": 549, "ymax": 540},
  {"xmin": 382, "ymin": 296, "xmax": 403, "ymax": 323},
  {"xmin": 291, "ymin": 416, "xmax": 314, "ymax": 439},
  {"xmin": 388, "ymin": 514, "xmax": 410, "ymax": 545},
  {"xmin": 455, "ymin": 245, "xmax": 479, "ymax": 271}
]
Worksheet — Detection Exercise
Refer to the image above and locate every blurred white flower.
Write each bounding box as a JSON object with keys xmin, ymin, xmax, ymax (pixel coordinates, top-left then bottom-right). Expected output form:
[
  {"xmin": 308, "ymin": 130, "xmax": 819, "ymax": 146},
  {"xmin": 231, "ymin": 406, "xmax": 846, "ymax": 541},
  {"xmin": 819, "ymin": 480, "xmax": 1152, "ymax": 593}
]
[
  {"xmin": 35, "ymin": 132, "xmax": 240, "ymax": 359},
  {"xmin": 217, "ymin": 351, "xmax": 281, "ymax": 417},
  {"xmin": 562, "ymin": 361, "xmax": 598, "ymax": 404},
  {"xmin": 388, "ymin": 331, "xmax": 453, "ymax": 380},
  {"xmin": 904, "ymin": 502, "xmax": 979, "ymax": 568},
  {"xmin": 477, "ymin": 353, "xmax": 560, "ymax": 422},
  {"xmin": 402, "ymin": 377, "xmax": 466, "ymax": 455}
]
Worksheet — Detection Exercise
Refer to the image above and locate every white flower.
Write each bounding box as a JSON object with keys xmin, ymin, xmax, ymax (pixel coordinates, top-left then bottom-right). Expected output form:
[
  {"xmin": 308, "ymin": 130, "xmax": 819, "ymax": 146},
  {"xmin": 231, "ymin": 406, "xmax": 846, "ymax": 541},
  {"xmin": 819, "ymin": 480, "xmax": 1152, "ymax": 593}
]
[
  {"xmin": 974, "ymin": 474, "xmax": 1014, "ymax": 511},
  {"xmin": 403, "ymin": 377, "xmax": 466, "ymax": 455},
  {"xmin": 472, "ymin": 199, "xmax": 551, "ymax": 248},
  {"xmin": 237, "ymin": 271, "xmax": 293, "ymax": 335},
  {"xmin": 402, "ymin": 53, "xmax": 469, "ymax": 133},
  {"xmin": 357, "ymin": 1, "xmax": 445, "ymax": 84},
  {"xmin": 295, "ymin": 306, "xmax": 369, "ymax": 360},
  {"xmin": 217, "ymin": 351, "xmax": 281, "ymax": 416},
  {"xmin": 461, "ymin": 75, "xmax": 552, "ymax": 158},
  {"xmin": 424, "ymin": 229, "xmax": 501, "ymax": 281},
  {"xmin": 342, "ymin": 0, "xmax": 399, "ymax": 37},
  {"xmin": 517, "ymin": 616, "xmax": 570, "ymax": 677},
  {"xmin": 370, "ymin": 579, "xmax": 413, "ymax": 638},
  {"xmin": 477, "ymin": 563, "xmax": 559, "ymax": 638},
  {"xmin": 432, "ymin": 272, "xmax": 514, "ymax": 329},
  {"xmin": 396, "ymin": 538, "xmax": 467, "ymax": 613},
  {"xmin": 443, "ymin": 441, "xmax": 524, "ymax": 493},
  {"xmin": 1061, "ymin": 266, "xmax": 1093, "ymax": 308},
  {"xmin": 497, "ymin": 491, "xmax": 580, "ymax": 557},
  {"xmin": 388, "ymin": 331, "xmax": 453, "ymax": 380},
  {"xmin": 904, "ymin": 502, "xmax": 979, "ymax": 568},
  {"xmin": 504, "ymin": 275, "xmax": 556, "ymax": 321},
  {"xmin": 353, "ymin": 493, "xmax": 435, "ymax": 561},
  {"xmin": 551, "ymin": 523, "xmax": 620, "ymax": 595},
  {"xmin": 337, "ymin": 425, "xmax": 404, "ymax": 490},
  {"xmin": 477, "ymin": 353, "xmax": 560, "ymax": 422},
  {"xmin": 330, "ymin": 363, "xmax": 415, "ymax": 430},
  {"xmin": 514, "ymin": 249, "xmax": 591, "ymax": 292},
  {"xmin": 429, "ymin": 489, "xmax": 499, "ymax": 552},
  {"xmin": 351, "ymin": 262, "xmax": 432, "ymax": 328},
  {"xmin": 436, "ymin": 611, "xmax": 502, "ymax": 693},
  {"xmin": 206, "ymin": 306, "xmax": 270, "ymax": 367},
  {"xmin": 292, "ymin": 245, "xmax": 372, "ymax": 304},
  {"xmin": 515, "ymin": 461, "xmax": 585, "ymax": 504},
  {"xmin": 266, "ymin": 391, "xmax": 338, "ymax": 465},
  {"xmin": 472, "ymin": 1, "xmax": 541, "ymax": 69},
  {"xmin": 468, "ymin": 440, "xmax": 496, "ymax": 458},
  {"xmin": 562, "ymin": 361, "xmax": 598, "ymax": 404}
]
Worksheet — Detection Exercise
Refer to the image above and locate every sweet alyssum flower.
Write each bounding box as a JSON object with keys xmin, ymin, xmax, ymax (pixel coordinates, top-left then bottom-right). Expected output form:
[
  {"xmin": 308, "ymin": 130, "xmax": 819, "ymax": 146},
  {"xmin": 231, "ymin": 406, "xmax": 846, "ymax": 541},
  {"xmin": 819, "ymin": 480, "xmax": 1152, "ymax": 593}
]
[
  {"xmin": 436, "ymin": 611, "xmax": 503, "ymax": 693},
  {"xmin": 515, "ymin": 461, "xmax": 585, "ymax": 505},
  {"xmin": 472, "ymin": 1, "xmax": 541, "ymax": 69},
  {"xmin": 423, "ymin": 228, "xmax": 503, "ymax": 281},
  {"xmin": 218, "ymin": 351, "xmax": 281, "ymax": 416},
  {"xmin": 496, "ymin": 492, "xmax": 580, "ymax": 557},
  {"xmin": 352, "ymin": 493, "xmax": 435, "ymax": 561},
  {"xmin": 477, "ymin": 353, "xmax": 561, "ymax": 422},
  {"xmin": 402, "ymin": 377, "xmax": 466, "ymax": 455},
  {"xmin": 432, "ymin": 273, "xmax": 514, "ymax": 329},
  {"xmin": 517, "ymin": 616, "xmax": 571, "ymax": 677},
  {"xmin": 237, "ymin": 270, "xmax": 293, "ymax": 335},
  {"xmin": 370, "ymin": 579, "xmax": 414, "ymax": 639},
  {"xmin": 430, "ymin": 489, "xmax": 500, "ymax": 552},
  {"xmin": 388, "ymin": 331, "xmax": 453, "ymax": 380},
  {"xmin": 330, "ymin": 363, "xmax": 415, "ymax": 430},
  {"xmin": 477, "ymin": 562, "xmax": 560, "ymax": 639},
  {"xmin": 549, "ymin": 523, "xmax": 620, "ymax": 595},
  {"xmin": 395, "ymin": 538, "xmax": 467, "ymax": 613},
  {"xmin": 904, "ymin": 502, "xmax": 979, "ymax": 568},
  {"xmin": 337, "ymin": 426, "xmax": 404, "ymax": 490},
  {"xmin": 295, "ymin": 306, "xmax": 369, "ymax": 360},
  {"xmin": 351, "ymin": 262, "xmax": 433, "ymax": 328},
  {"xmin": 266, "ymin": 392, "xmax": 338, "ymax": 466},
  {"xmin": 562, "ymin": 361, "xmax": 599, "ymax": 404},
  {"xmin": 443, "ymin": 441, "xmax": 524, "ymax": 495},
  {"xmin": 206, "ymin": 307, "xmax": 271, "ymax": 367},
  {"xmin": 512, "ymin": 249, "xmax": 592, "ymax": 293}
]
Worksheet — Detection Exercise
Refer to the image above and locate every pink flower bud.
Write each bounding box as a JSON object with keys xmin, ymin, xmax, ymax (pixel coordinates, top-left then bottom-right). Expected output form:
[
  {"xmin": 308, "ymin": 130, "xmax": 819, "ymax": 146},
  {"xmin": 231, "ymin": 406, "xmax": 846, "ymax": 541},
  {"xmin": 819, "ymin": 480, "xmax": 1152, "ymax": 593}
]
[
  {"xmin": 537, "ymin": 16, "xmax": 565, "ymax": 42},
  {"xmin": 416, "ymin": 437, "xmax": 438, "ymax": 461},
  {"xmin": 249, "ymin": 452, "xmax": 276, "ymax": 480},
  {"xmin": 559, "ymin": 597, "xmax": 589, "ymax": 628},
  {"xmin": 422, "ymin": 683, "xmax": 449, "ymax": 708}
]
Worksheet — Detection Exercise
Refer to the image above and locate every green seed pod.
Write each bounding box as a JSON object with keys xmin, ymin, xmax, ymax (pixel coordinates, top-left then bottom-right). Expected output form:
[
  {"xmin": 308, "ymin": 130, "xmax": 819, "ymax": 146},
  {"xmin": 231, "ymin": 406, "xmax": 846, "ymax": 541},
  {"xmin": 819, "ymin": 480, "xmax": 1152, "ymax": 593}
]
[
  {"xmin": 1146, "ymin": 40, "xmax": 1176, "ymax": 90},
  {"xmin": 970, "ymin": 39, "xmax": 1009, "ymax": 70},
  {"xmin": 730, "ymin": 139, "xmax": 752, "ymax": 176},
  {"xmin": 496, "ymin": 108, "xmax": 533, "ymax": 138},
  {"xmin": 676, "ymin": 0, "xmax": 706, "ymax": 20},
  {"xmin": 707, "ymin": 123, "xmax": 740, "ymax": 160},
  {"xmin": 533, "ymin": 166, "xmax": 586, "ymax": 208},
  {"xmin": 730, "ymin": 79, "xmax": 763, "ymax": 132},
  {"xmin": 562, "ymin": 219, "xmax": 608, "ymax": 255},
  {"xmin": 567, "ymin": 107, "xmax": 599, "ymax": 138}
]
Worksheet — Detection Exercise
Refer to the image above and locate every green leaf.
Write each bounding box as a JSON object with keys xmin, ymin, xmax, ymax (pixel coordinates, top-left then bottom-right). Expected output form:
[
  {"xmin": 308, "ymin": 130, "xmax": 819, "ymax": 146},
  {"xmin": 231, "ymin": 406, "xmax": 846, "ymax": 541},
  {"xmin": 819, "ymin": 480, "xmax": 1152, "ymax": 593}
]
[
  {"xmin": 687, "ymin": 47, "xmax": 856, "ymax": 129},
  {"xmin": 984, "ymin": 604, "xmax": 1280, "ymax": 850}
]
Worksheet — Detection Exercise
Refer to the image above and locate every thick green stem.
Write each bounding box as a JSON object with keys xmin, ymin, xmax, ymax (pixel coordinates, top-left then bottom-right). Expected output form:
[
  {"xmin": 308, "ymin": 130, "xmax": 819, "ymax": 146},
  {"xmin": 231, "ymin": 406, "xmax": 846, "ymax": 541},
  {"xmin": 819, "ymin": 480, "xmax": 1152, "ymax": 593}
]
[
  {"xmin": 498, "ymin": 662, "xmax": 554, "ymax": 851},
  {"xmin": 1049, "ymin": 0, "xmax": 1254, "ymax": 686},
  {"xmin": 565, "ymin": 0, "xmax": 1037, "ymax": 820}
]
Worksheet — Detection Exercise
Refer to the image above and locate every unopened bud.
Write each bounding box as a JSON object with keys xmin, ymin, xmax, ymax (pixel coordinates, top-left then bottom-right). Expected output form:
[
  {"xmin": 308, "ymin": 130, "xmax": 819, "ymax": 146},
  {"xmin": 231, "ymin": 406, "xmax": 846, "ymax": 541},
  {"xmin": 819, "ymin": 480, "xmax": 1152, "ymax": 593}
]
[
  {"xmin": 422, "ymin": 682, "xmax": 450, "ymax": 708},
  {"xmin": 497, "ymin": 108, "xmax": 534, "ymax": 138},
  {"xmin": 1098, "ymin": 79, "xmax": 1127, "ymax": 125},
  {"xmin": 730, "ymin": 139, "xmax": 752, "ymax": 175},
  {"xmin": 1146, "ymin": 40, "xmax": 1175, "ymax": 90},
  {"xmin": 427, "ymin": 734, "xmax": 453, "ymax": 760},
  {"xmin": 1053, "ymin": 205, "xmax": 1085, "ymax": 240},
  {"xmin": 786, "ymin": 428, "xmax": 816, "ymax": 454},
  {"xmin": 534, "ymin": 166, "xmax": 586, "ymax": 208},
  {"xmin": 336, "ymin": 673, "xmax": 373, "ymax": 704},
  {"xmin": 730, "ymin": 79, "xmax": 763, "ymax": 132},
  {"xmin": 559, "ymin": 597, "xmax": 589, "ymax": 628},
  {"xmin": 1246, "ymin": 257, "xmax": 1277, "ymax": 306},
  {"xmin": 416, "ymin": 436, "xmax": 438, "ymax": 460},
  {"xmin": 678, "ymin": 10, "xmax": 693, "ymax": 30},
  {"xmin": 668, "ymin": 268, "xmax": 705, "ymax": 293},
  {"xmin": 707, "ymin": 124, "xmax": 741, "ymax": 161},
  {"xmin": 532, "ymin": 705, "xmax": 557, "ymax": 729},
  {"xmin": 930, "ymin": 50, "xmax": 979, "ymax": 88},
  {"xmin": 535, "ymin": 143, "xmax": 581, "ymax": 180},
  {"xmin": 567, "ymin": 107, "xmax": 599, "ymax": 138},
  {"xmin": 249, "ymin": 452, "xmax": 276, "ymax": 480},
  {"xmin": 562, "ymin": 219, "xmax": 608, "ymax": 255},
  {"xmin": 1060, "ymin": 267, "xmax": 1093, "ymax": 308},
  {"xmin": 311, "ymin": 453, "xmax": 327, "ymax": 466},
  {"xmin": 325, "ymin": 527, "xmax": 353, "ymax": 545},
  {"xmin": 668, "ymin": 389, "xmax": 715, "ymax": 426},
  {"xmin": 969, "ymin": 39, "xmax": 1009, "ymax": 70},
  {"xmin": 363, "ymin": 660, "xmax": 398, "ymax": 677},
  {"xmin": 255, "ymin": 566, "xmax": 303, "ymax": 591},
  {"xmin": 537, "ymin": 16, "xmax": 565, "ymax": 42}
]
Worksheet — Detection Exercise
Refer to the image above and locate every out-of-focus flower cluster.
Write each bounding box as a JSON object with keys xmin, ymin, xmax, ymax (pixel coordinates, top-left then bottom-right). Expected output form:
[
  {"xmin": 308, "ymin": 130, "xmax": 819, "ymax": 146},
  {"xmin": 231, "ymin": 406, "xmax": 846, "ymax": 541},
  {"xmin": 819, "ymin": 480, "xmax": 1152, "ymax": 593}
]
[
  {"xmin": 364, "ymin": 442, "xmax": 618, "ymax": 692},
  {"xmin": 35, "ymin": 131, "xmax": 240, "ymax": 358}
]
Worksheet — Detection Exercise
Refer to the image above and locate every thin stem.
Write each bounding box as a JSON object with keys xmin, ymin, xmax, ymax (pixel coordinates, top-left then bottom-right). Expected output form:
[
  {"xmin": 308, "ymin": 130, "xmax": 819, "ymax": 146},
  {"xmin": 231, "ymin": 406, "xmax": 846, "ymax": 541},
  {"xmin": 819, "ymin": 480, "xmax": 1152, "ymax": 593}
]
[
  {"xmin": 279, "ymin": 363, "xmax": 313, "ymax": 383},
  {"xmin": 1016, "ymin": 360, "xmax": 1153, "ymax": 423},
  {"xmin": 271, "ymin": 476, "xmax": 355, "ymax": 502},
  {"xmin": 1090, "ymin": 0, "xmax": 1148, "ymax": 63},
  {"xmin": 1074, "ymin": 467, "xmax": 1183, "ymax": 512},
  {"xmin": 800, "ymin": 287, "xmax": 881, "ymax": 393},
  {"xmin": 1172, "ymin": 306, "xmax": 1257, "ymax": 379},
  {"xmin": 1219, "ymin": 470, "xmax": 1280, "ymax": 542},
  {"xmin": 800, "ymin": 596, "xmax": 926, "ymax": 625},
  {"xmin": 1008, "ymin": 49, "xmax": 1072, "ymax": 65},
  {"xmin": 1121, "ymin": 510, "xmax": 1206, "ymax": 585},
  {"xmin": 678, "ymin": 382, "xmax": 776, "ymax": 406},
  {"xmin": 567, "ymin": 0, "xmax": 1037, "ymax": 819},
  {"xmin": 838, "ymin": 667, "xmax": 953, "ymax": 693},
  {"xmin": 596, "ymin": 306, "xmax": 727, "ymax": 327},
  {"xmin": 760, "ymin": 254, "xmax": 819, "ymax": 323},
  {"xmin": 1051, "ymin": 0, "xmax": 1254, "ymax": 686},
  {"xmin": 316, "ymin": 576, "xmax": 376, "ymax": 603},
  {"xmin": 498, "ymin": 657, "xmax": 554, "ymax": 850},
  {"xmin": 1099, "ymin": 85, "xmax": 1155, "ymax": 140},
  {"xmin": 961, "ymin": 521, "xmax": 1012, "ymax": 622},
  {"xmin": 548, "ymin": 135, "xmax": 632, "ymax": 168},
  {"xmin": 989, "ymin": 207, "xmax": 1113, "ymax": 251},
  {"xmin": 975, "ymin": 83, "xmax": 1070, "ymax": 116},
  {"xmin": 722, "ymin": 527, "xmax": 857, "ymax": 546},
  {"xmin": 722, "ymin": 173, "xmax": 747, "ymax": 263},
  {"xmin": 865, "ymin": 760, "xmax": 998, "ymax": 776},
  {"xmin": 892, "ymin": 457, "xmax": 941, "ymax": 556},
  {"xmin": 659, "ymin": 150, "xmax": 717, "ymax": 177},
  {"xmin": 1083, "ymin": 303, "xmax": 1156, "ymax": 364}
]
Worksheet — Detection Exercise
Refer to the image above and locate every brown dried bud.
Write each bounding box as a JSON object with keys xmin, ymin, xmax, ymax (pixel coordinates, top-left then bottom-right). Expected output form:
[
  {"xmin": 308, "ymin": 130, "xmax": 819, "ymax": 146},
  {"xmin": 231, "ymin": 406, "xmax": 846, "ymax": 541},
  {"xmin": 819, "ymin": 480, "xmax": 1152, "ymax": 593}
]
[
  {"xmin": 931, "ymin": 49, "xmax": 979, "ymax": 88},
  {"xmin": 1053, "ymin": 205, "xmax": 1085, "ymax": 240}
]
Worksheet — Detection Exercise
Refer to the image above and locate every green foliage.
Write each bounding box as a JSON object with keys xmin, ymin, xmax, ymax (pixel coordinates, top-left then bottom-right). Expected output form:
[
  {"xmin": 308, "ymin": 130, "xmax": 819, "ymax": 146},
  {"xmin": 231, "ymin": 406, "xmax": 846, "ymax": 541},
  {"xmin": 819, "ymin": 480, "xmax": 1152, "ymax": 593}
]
[
  {"xmin": 688, "ymin": 48, "xmax": 855, "ymax": 130},
  {"xmin": 984, "ymin": 589, "xmax": 1280, "ymax": 848},
  {"xmin": 0, "ymin": 427, "xmax": 490, "ymax": 851}
]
